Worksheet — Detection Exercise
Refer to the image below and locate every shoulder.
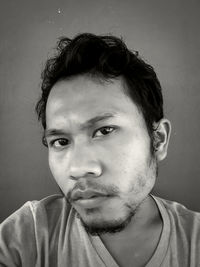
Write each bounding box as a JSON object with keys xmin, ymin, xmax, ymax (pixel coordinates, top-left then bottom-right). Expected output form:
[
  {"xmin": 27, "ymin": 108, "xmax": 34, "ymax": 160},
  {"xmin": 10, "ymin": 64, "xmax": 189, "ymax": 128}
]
[
  {"xmin": 0, "ymin": 194, "xmax": 72, "ymax": 243},
  {"xmin": 155, "ymin": 196, "xmax": 200, "ymax": 220},
  {"xmin": 1, "ymin": 194, "xmax": 70, "ymax": 227},
  {"xmin": 154, "ymin": 195, "xmax": 200, "ymax": 238},
  {"xmin": 0, "ymin": 194, "xmax": 72, "ymax": 265}
]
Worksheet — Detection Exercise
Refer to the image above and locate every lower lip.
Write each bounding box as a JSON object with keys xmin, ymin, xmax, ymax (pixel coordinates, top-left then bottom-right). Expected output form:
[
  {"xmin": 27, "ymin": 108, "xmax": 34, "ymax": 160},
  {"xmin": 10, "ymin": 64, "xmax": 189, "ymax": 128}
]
[{"xmin": 74, "ymin": 196, "xmax": 108, "ymax": 208}]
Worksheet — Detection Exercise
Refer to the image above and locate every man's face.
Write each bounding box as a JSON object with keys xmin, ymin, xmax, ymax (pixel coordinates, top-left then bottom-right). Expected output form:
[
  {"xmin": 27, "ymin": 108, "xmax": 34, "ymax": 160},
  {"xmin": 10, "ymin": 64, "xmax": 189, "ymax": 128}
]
[{"xmin": 45, "ymin": 75, "xmax": 157, "ymax": 234}]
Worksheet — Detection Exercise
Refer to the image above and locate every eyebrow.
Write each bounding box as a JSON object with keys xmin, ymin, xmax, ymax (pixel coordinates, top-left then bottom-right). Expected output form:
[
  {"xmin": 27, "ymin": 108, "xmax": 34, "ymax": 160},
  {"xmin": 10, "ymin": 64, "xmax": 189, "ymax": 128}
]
[{"xmin": 44, "ymin": 112, "xmax": 116, "ymax": 138}]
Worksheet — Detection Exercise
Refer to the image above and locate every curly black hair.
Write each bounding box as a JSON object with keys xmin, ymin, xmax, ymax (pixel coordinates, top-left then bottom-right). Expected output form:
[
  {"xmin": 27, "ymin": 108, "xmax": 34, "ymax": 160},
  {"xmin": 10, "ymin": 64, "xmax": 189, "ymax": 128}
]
[{"xmin": 36, "ymin": 33, "xmax": 163, "ymax": 141}]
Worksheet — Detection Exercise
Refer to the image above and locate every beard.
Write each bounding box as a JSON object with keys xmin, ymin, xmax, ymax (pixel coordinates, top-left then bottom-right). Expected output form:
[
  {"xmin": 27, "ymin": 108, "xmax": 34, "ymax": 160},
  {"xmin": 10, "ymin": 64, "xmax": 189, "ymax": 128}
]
[{"xmin": 77, "ymin": 203, "xmax": 137, "ymax": 236}]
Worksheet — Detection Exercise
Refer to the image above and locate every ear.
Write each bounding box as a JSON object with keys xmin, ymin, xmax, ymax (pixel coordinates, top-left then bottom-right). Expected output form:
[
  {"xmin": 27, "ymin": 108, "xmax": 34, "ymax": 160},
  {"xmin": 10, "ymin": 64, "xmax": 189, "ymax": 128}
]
[{"xmin": 153, "ymin": 119, "xmax": 171, "ymax": 161}]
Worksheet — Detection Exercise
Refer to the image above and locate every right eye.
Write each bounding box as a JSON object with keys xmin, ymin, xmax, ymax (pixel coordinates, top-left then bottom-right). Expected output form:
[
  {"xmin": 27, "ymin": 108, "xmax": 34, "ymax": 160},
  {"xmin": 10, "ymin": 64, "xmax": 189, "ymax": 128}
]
[{"xmin": 49, "ymin": 138, "xmax": 69, "ymax": 149}]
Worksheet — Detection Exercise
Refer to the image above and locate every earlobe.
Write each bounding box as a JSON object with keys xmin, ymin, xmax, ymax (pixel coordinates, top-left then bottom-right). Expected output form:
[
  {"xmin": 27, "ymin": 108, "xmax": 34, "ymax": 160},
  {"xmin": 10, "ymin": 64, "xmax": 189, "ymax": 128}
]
[{"xmin": 153, "ymin": 119, "xmax": 171, "ymax": 161}]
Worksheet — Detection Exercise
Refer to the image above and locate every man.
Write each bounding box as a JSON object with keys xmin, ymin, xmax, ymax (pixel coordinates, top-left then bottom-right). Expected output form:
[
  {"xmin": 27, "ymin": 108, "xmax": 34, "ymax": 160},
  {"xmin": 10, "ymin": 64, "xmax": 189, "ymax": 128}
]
[{"xmin": 0, "ymin": 33, "xmax": 200, "ymax": 267}]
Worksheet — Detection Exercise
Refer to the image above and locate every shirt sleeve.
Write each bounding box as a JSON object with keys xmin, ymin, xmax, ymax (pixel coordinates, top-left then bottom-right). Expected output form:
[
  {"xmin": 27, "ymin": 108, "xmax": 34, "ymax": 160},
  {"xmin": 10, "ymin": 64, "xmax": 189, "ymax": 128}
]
[{"xmin": 0, "ymin": 202, "xmax": 37, "ymax": 267}]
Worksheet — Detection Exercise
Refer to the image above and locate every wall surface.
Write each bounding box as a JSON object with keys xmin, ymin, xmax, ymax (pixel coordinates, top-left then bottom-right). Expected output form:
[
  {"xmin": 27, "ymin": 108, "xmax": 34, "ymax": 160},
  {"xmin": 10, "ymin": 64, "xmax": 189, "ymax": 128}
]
[{"xmin": 0, "ymin": 0, "xmax": 200, "ymax": 222}]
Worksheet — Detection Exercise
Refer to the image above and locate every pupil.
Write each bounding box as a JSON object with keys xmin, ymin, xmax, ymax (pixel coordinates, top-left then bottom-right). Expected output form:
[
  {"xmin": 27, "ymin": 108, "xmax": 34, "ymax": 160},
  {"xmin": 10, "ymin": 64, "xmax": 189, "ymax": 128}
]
[
  {"xmin": 102, "ymin": 127, "xmax": 110, "ymax": 134},
  {"xmin": 59, "ymin": 139, "xmax": 67, "ymax": 145}
]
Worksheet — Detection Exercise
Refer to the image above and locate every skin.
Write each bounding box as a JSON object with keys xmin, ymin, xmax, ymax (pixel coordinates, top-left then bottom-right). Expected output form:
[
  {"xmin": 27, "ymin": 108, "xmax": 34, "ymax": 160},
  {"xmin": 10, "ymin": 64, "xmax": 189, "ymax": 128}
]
[{"xmin": 45, "ymin": 74, "xmax": 171, "ymax": 267}]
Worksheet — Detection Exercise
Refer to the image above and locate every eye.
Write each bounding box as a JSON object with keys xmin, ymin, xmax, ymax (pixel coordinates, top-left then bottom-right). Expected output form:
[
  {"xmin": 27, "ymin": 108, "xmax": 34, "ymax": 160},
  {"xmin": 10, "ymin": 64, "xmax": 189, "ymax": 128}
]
[
  {"xmin": 49, "ymin": 138, "xmax": 69, "ymax": 149},
  {"xmin": 94, "ymin": 126, "xmax": 115, "ymax": 137}
]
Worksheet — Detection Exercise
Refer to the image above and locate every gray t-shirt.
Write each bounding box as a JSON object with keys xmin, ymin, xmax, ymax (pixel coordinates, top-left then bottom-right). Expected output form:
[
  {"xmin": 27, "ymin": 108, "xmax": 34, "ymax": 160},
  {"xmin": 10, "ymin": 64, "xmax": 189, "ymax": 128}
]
[{"xmin": 0, "ymin": 194, "xmax": 200, "ymax": 266}]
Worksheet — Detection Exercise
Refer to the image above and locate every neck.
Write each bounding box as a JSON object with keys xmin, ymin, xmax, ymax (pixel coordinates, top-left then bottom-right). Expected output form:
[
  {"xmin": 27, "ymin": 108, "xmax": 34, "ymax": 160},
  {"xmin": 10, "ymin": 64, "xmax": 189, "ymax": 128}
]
[{"xmin": 98, "ymin": 195, "xmax": 163, "ymax": 267}]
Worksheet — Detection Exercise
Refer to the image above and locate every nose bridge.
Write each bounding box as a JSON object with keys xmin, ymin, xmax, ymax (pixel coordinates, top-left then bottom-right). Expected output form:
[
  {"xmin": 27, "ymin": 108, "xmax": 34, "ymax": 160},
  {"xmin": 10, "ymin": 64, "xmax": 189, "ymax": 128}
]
[{"xmin": 69, "ymin": 138, "xmax": 102, "ymax": 179}]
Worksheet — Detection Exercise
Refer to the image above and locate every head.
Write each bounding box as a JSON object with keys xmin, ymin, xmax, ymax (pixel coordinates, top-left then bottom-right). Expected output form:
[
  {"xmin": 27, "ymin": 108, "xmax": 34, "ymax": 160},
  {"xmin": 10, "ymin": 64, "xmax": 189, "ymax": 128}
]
[{"xmin": 36, "ymin": 33, "xmax": 171, "ymax": 235}]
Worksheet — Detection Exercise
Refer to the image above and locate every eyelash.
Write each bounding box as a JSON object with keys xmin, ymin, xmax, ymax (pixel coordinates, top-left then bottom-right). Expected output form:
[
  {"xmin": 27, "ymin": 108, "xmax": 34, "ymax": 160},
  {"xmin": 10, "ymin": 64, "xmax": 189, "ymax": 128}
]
[{"xmin": 48, "ymin": 126, "xmax": 116, "ymax": 149}]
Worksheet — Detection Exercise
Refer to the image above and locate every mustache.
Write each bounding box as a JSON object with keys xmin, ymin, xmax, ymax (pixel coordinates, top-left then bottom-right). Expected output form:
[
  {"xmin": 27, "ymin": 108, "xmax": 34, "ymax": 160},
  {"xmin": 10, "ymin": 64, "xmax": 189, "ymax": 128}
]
[{"xmin": 66, "ymin": 181, "xmax": 119, "ymax": 202}]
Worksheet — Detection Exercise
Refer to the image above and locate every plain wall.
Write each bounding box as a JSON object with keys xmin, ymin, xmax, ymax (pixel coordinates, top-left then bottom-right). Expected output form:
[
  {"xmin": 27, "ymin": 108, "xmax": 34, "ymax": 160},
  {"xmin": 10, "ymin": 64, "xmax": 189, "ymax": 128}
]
[{"xmin": 0, "ymin": 0, "xmax": 200, "ymax": 222}]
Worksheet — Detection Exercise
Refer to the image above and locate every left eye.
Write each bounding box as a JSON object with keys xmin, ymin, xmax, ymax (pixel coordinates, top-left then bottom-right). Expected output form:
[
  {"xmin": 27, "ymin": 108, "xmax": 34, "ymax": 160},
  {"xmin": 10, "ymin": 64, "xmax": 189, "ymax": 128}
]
[{"xmin": 94, "ymin": 126, "xmax": 115, "ymax": 137}]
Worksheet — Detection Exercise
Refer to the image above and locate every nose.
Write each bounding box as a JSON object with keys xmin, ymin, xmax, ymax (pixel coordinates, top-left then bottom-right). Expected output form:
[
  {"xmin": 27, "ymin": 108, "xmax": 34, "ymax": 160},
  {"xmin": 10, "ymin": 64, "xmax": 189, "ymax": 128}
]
[{"xmin": 68, "ymin": 142, "xmax": 102, "ymax": 180}]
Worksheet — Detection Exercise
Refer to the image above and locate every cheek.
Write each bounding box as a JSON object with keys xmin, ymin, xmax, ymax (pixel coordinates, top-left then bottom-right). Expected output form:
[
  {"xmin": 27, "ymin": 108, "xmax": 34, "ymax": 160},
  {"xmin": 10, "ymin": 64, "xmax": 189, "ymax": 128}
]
[
  {"xmin": 48, "ymin": 153, "xmax": 69, "ymax": 188},
  {"xmin": 107, "ymin": 140, "xmax": 149, "ymax": 170},
  {"xmin": 105, "ymin": 140, "xmax": 152, "ymax": 190},
  {"xmin": 48, "ymin": 157, "xmax": 74, "ymax": 196},
  {"xmin": 49, "ymin": 154, "xmax": 58, "ymax": 176}
]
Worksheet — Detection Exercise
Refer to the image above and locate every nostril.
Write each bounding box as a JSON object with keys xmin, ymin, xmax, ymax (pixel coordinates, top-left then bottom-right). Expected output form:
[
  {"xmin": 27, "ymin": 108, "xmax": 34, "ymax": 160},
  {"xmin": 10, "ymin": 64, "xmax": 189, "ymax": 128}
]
[{"xmin": 69, "ymin": 175, "xmax": 77, "ymax": 181}]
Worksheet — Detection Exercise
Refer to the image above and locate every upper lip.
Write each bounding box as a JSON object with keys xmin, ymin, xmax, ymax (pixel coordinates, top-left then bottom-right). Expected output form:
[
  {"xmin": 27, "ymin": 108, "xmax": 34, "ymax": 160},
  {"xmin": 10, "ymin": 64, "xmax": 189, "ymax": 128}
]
[{"xmin": 71, "ymin": 190, "xmax": 107, "ymax": 201}]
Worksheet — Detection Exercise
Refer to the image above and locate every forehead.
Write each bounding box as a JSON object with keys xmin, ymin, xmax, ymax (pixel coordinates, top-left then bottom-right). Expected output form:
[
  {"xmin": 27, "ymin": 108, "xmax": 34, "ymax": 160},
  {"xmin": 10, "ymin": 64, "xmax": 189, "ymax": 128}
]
[{"xmin": 46, "ymin": 75, "xmax": 143, "ymax": 128}]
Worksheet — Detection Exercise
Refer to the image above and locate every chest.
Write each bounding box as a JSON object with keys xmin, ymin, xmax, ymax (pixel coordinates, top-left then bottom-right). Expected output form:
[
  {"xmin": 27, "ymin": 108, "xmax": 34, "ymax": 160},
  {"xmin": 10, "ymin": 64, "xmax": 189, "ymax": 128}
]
[
  {"xmin": 107, "ymin": 238, "xmax": 156, "ymax": 267},
  {"xmin": 101, "ymin": 222, "xmax": 163, "ymax": 267}
]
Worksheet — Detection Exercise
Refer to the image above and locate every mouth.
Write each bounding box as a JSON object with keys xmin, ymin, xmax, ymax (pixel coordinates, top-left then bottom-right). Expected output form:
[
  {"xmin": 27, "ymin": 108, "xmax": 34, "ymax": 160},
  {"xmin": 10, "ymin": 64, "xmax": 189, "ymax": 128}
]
[
  {"xmin": 71, "ymin": 190, "xmax": 110, "ymax": 208},
  {"xmin": 75, "ymin": 196, "xmax": 108, "ymax": 208}
]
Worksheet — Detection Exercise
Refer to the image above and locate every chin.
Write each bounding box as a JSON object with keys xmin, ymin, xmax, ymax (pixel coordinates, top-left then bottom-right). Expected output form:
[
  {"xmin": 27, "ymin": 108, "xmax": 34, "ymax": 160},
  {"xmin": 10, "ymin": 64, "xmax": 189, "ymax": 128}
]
[{"xmin": 78, "ymin": 209, "xmax": 135, "ymax": 236}]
